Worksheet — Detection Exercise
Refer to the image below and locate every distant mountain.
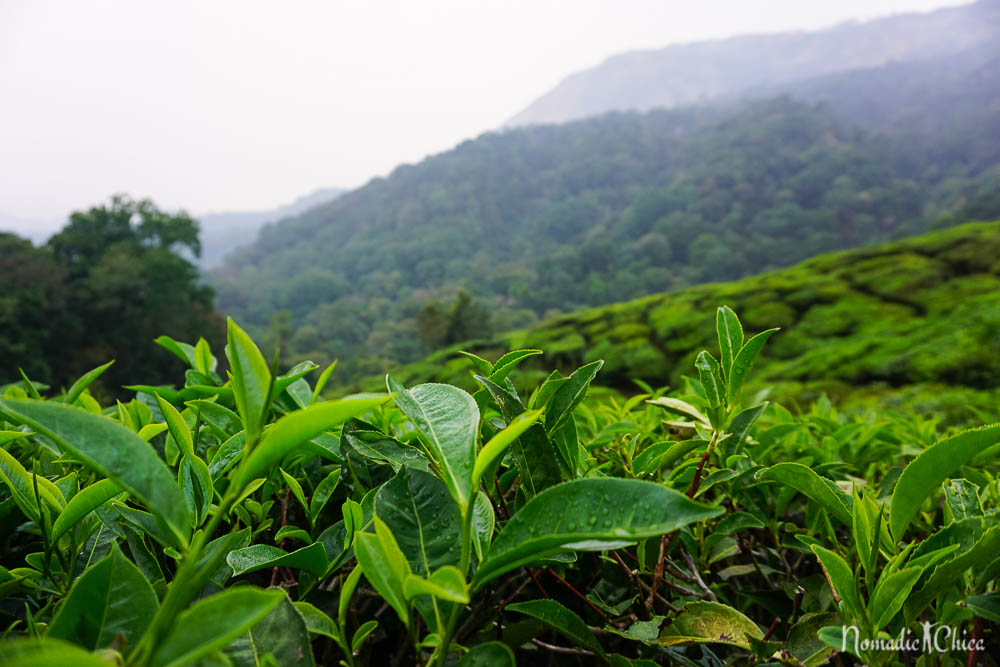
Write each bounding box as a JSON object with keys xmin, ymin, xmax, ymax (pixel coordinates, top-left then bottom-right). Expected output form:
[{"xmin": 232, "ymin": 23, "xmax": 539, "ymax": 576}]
[
  {"xmin": 506, "ymin": 0, "xmax": 999, "ymax": 127},
  {"xmin": 196, "ymin": 187, "xmax": 345, "ymax": 268}
]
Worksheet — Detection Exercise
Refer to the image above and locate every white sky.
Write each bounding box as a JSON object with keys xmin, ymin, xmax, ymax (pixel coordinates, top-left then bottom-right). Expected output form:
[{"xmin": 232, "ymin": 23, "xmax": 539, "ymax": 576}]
[{"xmin": 0, "ymin": 0, "xmax": 969, "ymax": 226}]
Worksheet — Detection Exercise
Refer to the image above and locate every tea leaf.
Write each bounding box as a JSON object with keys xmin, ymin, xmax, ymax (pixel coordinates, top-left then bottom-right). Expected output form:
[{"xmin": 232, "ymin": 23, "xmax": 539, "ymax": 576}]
[
  {"xmin": 294, "ymin": 601, "xmax": 338, "ymax": 639},
  {"xmin": 727, "ymin": 328, "xmax": 778, "ymax": 402},
  {"xmin": 544, "ymin": 360, "xmax": 603, "ymax": 434},
  {"xmin": 716, "ymin": 306, "xmax": 743, "ymax": 380},
  {"xmin": 507, "ymin": 598, "xmax": 605, "ymax": 656},
  {"xmin": 64, "ymin": 361, "xmax": 114, "ymax": 406},
  {"xmin": 355, "ymin": 517, "xmax": 411, "ymax": 627},
  {"xmin": 376, "ymin": 467, "xmax": 462, "ymax": 575},
  {"xmin": 456, "ymin": 642, "xmax": 516, "ymax": 666},
  {"xmin": 889, "ymin": 424, "xmax": 1000, "ymax": 539},
  {"xmin": 645, "ymin": 397, "xmax": 709, "ymax": 425},
  {"xmin": 757, "ymin": 463, "xmax": 852, "ymax": 526},
  {"xmin": 695, "ymin": 351, "xmax": 724, "ymax": 408},
  {"xmin": 472, "ymin": 409, "xmax": 543, "ymax": 488},
  {"xmin": 490, "ymin": 349, "xmax": 542, "ymax": 383},
  {"xmin": 234, "ymin": 396, "xmax": 389, "ymax": 489},
  {"xmin": 657, "ymin": 601, "xmax": 762, "ymax": 648},
  {"xmin": 51, "ymin": 478, "xmax": 121, "ymax": 544},
  {"xmin": 964, "ymin": 594, "xmax": 1000, "ymax": 623},
  {"xmin": 0, "ymin": 399, "xmax": 190, "ymax": 547},
  {"xmin": 225, "ymin": 317, "xmax": 272, "ymax": 443},
  {"xmin": 811, "ymin": 545, "xmax": 862, "ymax": 618},
  {"xmin": 48, "ymin": 544, "xmax": 158, "ymax": 650},
  {"xmin": 0, "ymin": 639, "xmax": 113, "ymax": 666},
  {"xmin": 386, "ymin": 377, "xmax": 479, "ymax": 507},
  {"xmin": 474, "ymin": 478, "xmax": 722, "ymax": 586},
  {"xmin": 403, "ymin": 565, "xmax": 470, "ymax": 603},
  {"xmin": 904, "ymin": 525, "xmax": 1000, "ymax": 621},
  {"xmin": 869, "ymin": 566, "xmax": 922, "ymax": 628},
  {"xmin": 150, "ymin": 587, "xmax": 285, "ymax": 667},
  {"xmin": 0, "ymin": 447, "xmax": 64, "ymax": 523}
]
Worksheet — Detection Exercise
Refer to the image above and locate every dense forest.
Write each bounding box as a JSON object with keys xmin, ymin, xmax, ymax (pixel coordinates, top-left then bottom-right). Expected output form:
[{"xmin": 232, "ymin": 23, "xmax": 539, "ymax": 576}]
[
  {"xmin": 0, "ymin": 196, "xmax": 223, "ymax": 394},
  {"xmin": 213, "ymin": 47, "xmax": 1000, "ymax": 382}
]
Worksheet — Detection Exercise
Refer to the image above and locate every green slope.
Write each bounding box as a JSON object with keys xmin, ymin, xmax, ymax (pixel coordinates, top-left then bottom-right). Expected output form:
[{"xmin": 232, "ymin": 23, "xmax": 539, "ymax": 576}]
[{"xmin": 355, "ymin": 221, "xmax": 1000, "ymax": 422}]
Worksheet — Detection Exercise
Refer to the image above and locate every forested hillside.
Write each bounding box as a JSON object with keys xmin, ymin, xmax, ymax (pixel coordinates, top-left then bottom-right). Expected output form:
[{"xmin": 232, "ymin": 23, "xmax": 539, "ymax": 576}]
[
  {"xmin": 358, "ymin": 221, "xmax": 1000, "ymax": 422},
  {"xmin": 506, "ymin": 0, "xmax": 999, "ymax": 126},
  {"xmin": 214, "ymin": 49, "xmax": 1000, "ymax": 381}
]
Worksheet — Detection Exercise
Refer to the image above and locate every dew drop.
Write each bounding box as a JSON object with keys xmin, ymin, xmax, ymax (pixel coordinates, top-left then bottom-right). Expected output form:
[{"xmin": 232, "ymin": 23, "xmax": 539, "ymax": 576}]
[
  {"xmin": 567, "ymin": 522, "xmax": 576, "ymax": 530},
  {"xmin": 588, "ymin": 517, "xmax": 597, "ymax": 526}
]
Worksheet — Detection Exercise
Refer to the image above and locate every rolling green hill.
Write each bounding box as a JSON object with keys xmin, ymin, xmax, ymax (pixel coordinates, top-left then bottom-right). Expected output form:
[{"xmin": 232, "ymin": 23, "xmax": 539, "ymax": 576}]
[{"xmin": 355, "ymin": 221, "xmax": 1000, "ymax": 422}]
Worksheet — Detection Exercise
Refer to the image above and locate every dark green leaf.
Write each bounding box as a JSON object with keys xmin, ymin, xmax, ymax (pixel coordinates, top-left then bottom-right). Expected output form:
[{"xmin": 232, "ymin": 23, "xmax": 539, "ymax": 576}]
[
  {"xmin": 507, "ymin": 599, "xmax": 606, "ymax": 657},
  {"xmin": 48, "ymin": 544, "xmax": 157, "ymax": 651},
  {"xmin": 456, "ymin": 641, "xmax": 516, "ymax": 666},
  {"xmin": 227, "ymin": 542, "xmax": 328, "ymax": 579},
  {"xmin": 475, "ymin": 478, "xmax": 722, "ymax": 586},
  {"xmin": 376, "ymin": 467, "xmax": 462, "ymax": 575},
  {"xmin": 544, "ymin": 360, "xmax": 603, "ymax": 434}
]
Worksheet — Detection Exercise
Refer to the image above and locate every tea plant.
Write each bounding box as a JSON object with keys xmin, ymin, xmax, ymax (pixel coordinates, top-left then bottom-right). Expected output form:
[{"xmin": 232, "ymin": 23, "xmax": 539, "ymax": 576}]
[{"xmin": 0, "ymin": 308, "xmax": 997, "ymax": 665}]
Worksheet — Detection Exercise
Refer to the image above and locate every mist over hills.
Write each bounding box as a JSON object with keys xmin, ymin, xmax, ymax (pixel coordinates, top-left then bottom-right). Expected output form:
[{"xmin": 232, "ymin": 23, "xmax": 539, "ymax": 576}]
[
  {"xmin": 506, "ymin": 0, "xmax": 999, "ymax": 127},
  {"xmin": 196, "ymin": 187, "xmax": 345, "ymax": 268},
  {"xmin": 212, "ymin": 41, "xmax": 1000, "ymax": 381},
  {"xmin": 0, "ymin": 187, "xmax": 344, "ymax": 269}
]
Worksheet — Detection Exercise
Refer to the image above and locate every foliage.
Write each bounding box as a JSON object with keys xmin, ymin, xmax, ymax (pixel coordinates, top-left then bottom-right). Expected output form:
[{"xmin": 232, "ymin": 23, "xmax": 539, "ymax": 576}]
[
  {"xmin": 1, "ymin": 308, "xmax": 998, "ymax": 665},
  {"xmin": 0, "ymin": 195, "xmax": 223, "ymax": 396}
]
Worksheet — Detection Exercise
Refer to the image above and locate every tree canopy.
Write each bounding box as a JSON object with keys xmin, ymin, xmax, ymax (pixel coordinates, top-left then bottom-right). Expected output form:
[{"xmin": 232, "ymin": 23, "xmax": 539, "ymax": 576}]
[{"xmin": 1, "ymin": 195, "xmax": 223, "ymax": 396}]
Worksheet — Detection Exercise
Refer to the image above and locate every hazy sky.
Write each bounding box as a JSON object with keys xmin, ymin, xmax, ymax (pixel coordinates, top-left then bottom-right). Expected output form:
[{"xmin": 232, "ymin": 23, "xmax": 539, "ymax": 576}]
[{"xmin": 0, "ymin": 0, "xmax": 969, "ymax": 228}]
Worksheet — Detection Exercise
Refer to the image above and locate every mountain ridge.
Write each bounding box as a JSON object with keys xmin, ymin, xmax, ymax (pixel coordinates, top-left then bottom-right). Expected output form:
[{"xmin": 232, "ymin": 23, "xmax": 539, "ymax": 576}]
[{"xmin": 506, "ymin": 0, "xmax": 998, "ymax": 127}]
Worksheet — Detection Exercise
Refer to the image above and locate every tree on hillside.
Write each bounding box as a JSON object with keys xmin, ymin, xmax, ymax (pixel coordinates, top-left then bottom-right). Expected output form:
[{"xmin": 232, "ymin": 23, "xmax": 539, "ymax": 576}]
[{"xmin": 1, "ymin": 195, "xmax": 223, "ymax": 395}]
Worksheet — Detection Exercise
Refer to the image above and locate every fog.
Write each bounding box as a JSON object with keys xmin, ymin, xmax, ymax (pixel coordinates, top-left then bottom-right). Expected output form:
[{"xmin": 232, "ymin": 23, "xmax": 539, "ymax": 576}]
[{"xmin": 0, "ymin": 0, "xmax": 968, "ymax": 233}]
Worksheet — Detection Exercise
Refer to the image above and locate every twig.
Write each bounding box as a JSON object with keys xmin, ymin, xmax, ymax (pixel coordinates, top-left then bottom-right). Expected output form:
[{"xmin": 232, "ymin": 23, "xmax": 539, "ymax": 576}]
[
  {"xmin": 762, "ymin": 617, "xmax": 779, "ymax": 642},
  {"xmin": 271, "ymin": 488, "xmax": 292, "ymax": 587},
  {"xmin": 545, "ymin": 568, "xmax": 607, "ymax": 619},
  {"xmin": 530, "ymin": 638, "xmax": 596, "ymax": 656},
  {"xmin": 494, "ymin": 478, "xmax": 512, "ymax": 520},
  {"xmin": 967, "ymin": 616, "xmax": 983, "ymax": 667},
  {"xmin": 681, "ymin": 551, "xmax": 718, "ymax": 602},
  {"xmin": 526, "ymin": 568, "xmax": 551, "ymax": 598}
]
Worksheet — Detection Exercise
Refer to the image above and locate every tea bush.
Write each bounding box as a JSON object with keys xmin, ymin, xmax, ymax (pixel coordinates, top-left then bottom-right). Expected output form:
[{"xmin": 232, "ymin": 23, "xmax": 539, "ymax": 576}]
[{"xmin": 0, "ymin": 308, "xmax": 997, "ymax": 665}]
